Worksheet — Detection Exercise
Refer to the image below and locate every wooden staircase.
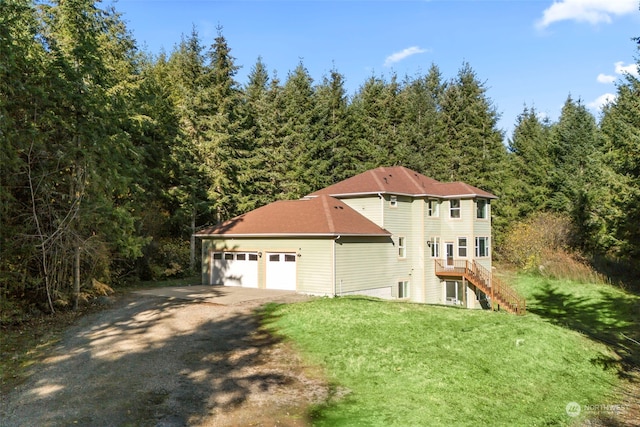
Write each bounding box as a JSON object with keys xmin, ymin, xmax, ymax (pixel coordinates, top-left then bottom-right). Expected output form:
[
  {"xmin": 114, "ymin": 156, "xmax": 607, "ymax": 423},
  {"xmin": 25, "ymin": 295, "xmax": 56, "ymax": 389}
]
[{"xmin": 435, "ymin": 260, "xmax": 526, "ymax": 315}]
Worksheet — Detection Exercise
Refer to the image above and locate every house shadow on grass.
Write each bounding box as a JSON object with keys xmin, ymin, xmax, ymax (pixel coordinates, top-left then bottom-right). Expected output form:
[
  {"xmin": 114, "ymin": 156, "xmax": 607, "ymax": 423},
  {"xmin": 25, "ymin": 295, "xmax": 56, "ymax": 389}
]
[
  {"xmin": 1, "ymin": 294, "xmax": 320, "ymax": 426},
  {"xmin": 528, "ymin": 282, "xmax": 640, "ymax": 380}
]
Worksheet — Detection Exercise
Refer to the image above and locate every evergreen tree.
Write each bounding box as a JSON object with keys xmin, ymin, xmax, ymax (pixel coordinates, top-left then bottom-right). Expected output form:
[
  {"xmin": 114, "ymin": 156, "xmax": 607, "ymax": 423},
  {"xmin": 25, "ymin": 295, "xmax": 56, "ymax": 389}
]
[
  {"xmin": 200, "ymin": 27, "xmax": 244, "ymax": 221},
  {"xmin": 547, "ymin": 96, "xmax": 604, "ymax": 250},
  {"xmin": 240, "ymin": 57, "xmax": 279, "ymax": 209},
  {"xmin": 600, "ymin": 72, "xmax": 640, "ymax": 258},
  {"xmin": 506, "ymin": 106, "xmax": 553, "ymax": 219},
  {"xmin": 279, "ymin": 62, "xmax": 320, "ymax": 198},
  {"xmin": 314, "ymin": 68, "xmax": 354, "ymax": 184},
  {"xmin": 349, "ymin": 75, "xmax": 402, "ymax": 169},
  {"xmin": 396, "ymin": 65, "xmax": 445, "ymax": 176},
  {"xmin": 438, "ymin": 63, "xmax": 507, "ymax": 193}
]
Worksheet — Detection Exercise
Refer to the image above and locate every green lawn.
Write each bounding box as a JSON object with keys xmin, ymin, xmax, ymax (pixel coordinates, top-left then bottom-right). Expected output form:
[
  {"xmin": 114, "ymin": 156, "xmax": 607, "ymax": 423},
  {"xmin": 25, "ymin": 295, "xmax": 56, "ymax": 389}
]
[{"xmin": 262, "ymin": 277, "xmax": 638, "ymax": 426}]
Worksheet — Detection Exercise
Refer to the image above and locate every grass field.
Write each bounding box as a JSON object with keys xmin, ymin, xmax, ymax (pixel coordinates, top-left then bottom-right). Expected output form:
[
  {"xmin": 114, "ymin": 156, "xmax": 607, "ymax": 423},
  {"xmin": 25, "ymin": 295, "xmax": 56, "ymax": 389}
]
[{"xmin": 263, "ymin": 276, "xmax": 638, "ymax": 426}]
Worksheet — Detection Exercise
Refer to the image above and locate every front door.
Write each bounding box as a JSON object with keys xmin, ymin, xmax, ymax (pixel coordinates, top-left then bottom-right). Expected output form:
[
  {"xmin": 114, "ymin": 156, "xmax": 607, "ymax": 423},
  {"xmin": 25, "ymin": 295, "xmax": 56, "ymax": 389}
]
[{"xmin": 445, "ymin": 242, "xmax": 454, "ymax": 267}]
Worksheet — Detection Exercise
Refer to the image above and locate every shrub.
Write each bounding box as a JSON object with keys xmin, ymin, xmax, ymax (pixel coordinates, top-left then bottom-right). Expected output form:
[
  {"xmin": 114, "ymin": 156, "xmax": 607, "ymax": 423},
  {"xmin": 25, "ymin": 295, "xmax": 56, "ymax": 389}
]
[
  {"xmin": 501, "ymin": 212, "xmax": 575, "ymax": 269},
  {"xmin": 501, "ymin": 212, "xmax": 609, "ymax": 284}
]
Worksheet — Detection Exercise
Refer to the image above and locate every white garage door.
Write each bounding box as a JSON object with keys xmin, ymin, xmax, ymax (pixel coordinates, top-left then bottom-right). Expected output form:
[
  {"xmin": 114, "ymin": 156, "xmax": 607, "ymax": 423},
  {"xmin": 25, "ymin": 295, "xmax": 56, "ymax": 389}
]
[
  {"xmin": 211, "ymin": 252, "xmax": 258, "ymax": 287},
  {"xmin": 265, "ymin": 252, "xmax": 297, "ymax": 290}
]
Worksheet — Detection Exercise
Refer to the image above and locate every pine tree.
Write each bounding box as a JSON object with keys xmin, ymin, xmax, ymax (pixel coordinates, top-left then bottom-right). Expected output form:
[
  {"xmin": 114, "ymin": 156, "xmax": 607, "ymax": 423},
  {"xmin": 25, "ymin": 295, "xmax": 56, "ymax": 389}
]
[
  {"xmin": 396, "ymin": 65, "xmax": 445, "ymax": 175},
  {"xmin": 314, "ymin": 68, "xmax": 354, "ymax": 184},
  {"xmin": 506, "ymin": 106, "xmax": 553, "ymax": 219},
  {"xmin": 548, "ymin": 96, "xmax": 603, "ymax": 250},
  {"xmin": 240, "ymin": 57, "xmax": 279, "ymax": 209},
  {"xmin": 279, "ymin": 62, "xmax": 320, "ymax": 198},
  {"xmin": 199, "ymin": 27, "xmax": 244, "ymax": 221},
  {"xmin": 349, "ymin": 75, "xmax": 402, "ymax": 169},
  {"xmin": 600, "ymin": 72, "xmax": 640, "ymax": 258},
  {"xmin": 438, "ymin": 63, "xmax": 507, "ymax": 193}
]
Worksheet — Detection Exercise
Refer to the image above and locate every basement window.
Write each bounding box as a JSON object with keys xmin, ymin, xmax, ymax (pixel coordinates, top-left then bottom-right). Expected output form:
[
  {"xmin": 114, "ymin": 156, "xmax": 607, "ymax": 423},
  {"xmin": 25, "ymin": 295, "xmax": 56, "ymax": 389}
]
[{"xmin": 398, "ymin": 281, "xmax": 410, "ymax": 299}]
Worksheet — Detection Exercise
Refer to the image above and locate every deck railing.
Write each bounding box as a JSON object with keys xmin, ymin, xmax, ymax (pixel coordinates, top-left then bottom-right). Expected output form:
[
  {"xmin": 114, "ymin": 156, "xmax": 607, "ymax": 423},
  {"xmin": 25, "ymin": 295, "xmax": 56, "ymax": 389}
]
[{"xmin": 435, "ymin": 259, "xmax": 526, "ymax": 315}]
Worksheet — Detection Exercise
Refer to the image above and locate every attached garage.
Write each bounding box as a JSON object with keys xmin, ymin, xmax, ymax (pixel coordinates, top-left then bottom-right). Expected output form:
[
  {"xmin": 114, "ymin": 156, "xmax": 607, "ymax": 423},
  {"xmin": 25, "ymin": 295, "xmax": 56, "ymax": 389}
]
[
  {"xmin": 196, "ymin": 195, "xmax": 392, "ymax": 295},
  {"xmin": 210, "ymin": 251, "xmax": 259, "ymax": 287}
]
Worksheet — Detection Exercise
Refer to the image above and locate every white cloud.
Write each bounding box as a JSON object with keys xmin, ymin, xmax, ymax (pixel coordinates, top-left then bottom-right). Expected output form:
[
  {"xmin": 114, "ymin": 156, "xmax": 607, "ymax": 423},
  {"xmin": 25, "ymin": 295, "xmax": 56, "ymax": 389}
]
[
  {"xmin": 614, "ymin": 61, "xmax": 640, "ymax": 77},
  {"xmin": 587, "ymin": 93, "xmax": 617, "ymax": 111},
  {"xmin": 384, "ymin": 46, "xmax": 428, "ymax": 67},
  {"xmin": 536, "ymin": 0, "xmax": 637, "ymax": 29},
  {"xmin": 596, "ymin": 73, "xmax": 616, "ymax": 84}
]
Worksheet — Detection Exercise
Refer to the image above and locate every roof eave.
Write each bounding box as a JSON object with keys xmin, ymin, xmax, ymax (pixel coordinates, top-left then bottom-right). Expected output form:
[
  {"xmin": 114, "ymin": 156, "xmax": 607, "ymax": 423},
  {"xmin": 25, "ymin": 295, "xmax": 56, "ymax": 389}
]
[
  {"xmin": 195, "ymin": 232, "xmax": 391, "ymax": 238},
  {"xmin": 310, "ymin": 192, "xmax": 498, "ymax": 200}
]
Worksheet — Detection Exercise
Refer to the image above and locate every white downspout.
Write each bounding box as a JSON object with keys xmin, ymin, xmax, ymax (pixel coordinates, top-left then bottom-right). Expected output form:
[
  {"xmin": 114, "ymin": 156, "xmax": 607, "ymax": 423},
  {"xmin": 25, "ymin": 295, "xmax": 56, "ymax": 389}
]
[{"xmin": 333, "ymin": 235, "xmax": 340, "ymax": 297}]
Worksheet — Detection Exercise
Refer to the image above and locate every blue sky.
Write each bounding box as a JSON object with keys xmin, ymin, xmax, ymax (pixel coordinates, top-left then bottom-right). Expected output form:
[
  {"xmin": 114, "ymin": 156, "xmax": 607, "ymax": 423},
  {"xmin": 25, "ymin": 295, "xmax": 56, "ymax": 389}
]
[{"xmin": 115, "ymin": 0, "xmax": 640, "ymax": 140}]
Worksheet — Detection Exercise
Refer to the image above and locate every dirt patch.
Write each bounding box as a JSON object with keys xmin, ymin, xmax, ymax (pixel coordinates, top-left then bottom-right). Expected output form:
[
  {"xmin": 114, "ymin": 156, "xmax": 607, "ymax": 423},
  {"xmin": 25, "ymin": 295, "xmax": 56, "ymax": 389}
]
[{"xmin": 0, "ymin": 292, "xmax": 329, "ymax": 426}]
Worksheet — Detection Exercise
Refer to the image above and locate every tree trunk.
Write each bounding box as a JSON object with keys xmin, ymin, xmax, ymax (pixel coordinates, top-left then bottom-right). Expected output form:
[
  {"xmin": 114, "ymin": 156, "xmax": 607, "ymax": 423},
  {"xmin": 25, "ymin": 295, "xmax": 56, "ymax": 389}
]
[
  {"xmin": 190, "ymin": 199, "xmax": 196, "ymax": 273},
  {"xmin": 73, "ymin": 246, "xmax": 80, "ymax": 311}
]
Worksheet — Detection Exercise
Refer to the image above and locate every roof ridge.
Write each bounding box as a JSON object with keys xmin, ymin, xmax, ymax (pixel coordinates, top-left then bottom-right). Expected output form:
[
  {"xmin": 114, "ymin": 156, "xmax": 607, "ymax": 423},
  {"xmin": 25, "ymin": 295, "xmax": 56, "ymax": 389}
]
[
  {"xmin": 320, "ymin": 195, "xmax": 336, "ymax": 233},
  {"xmin": 370, "ymin": 168, "xmax": 385, "ymax": 189},
  {"xmin": 398, "ymin": 166, "xmax": 424, "ymax": 191}
]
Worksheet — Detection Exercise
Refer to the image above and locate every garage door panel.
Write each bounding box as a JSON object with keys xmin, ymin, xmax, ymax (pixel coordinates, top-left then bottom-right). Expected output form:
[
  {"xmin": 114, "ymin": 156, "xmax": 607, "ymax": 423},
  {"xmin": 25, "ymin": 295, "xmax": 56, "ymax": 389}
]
[
  {"xmin": 211, "ymin": 252, "xmax": 258, "ymax": 287},
  {"xmin": 265, "ymin": 252, "xmax": 297, "ymax": 290}
]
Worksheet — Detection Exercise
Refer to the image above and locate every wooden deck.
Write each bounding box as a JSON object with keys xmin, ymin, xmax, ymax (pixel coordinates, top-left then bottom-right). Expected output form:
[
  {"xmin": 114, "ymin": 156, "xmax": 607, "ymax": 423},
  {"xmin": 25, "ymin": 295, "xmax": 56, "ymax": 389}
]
[{"xmin": 435, "ymin": 260, "xmax": 526, "ymax": 315}]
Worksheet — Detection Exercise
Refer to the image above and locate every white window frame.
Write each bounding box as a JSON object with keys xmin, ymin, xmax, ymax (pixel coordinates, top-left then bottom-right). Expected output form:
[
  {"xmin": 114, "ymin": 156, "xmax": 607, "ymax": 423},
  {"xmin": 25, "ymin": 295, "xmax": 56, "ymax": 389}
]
[
  {"xmin": 475, "ymin": 237, "xmax": 490, "ymax": 258},
  {"xmin": 398, "ymin": 236, "xmax": 406, "ymax": 258},
  {"xmin": 398, "ymin": 280, "xmax": 410, "ymax": 299},
  {"xmin": 430, "ymin": 237, "xmax": 440, "ymax": 258},
  {"xmin": 476, "ymin": 199, "xmax": 488, "ymax": 219},
  {"xmin": 427, "ymin": 199, "xmax": 439, "ymax": 217},
  {"xmin": 458, "ymin": 237, "xmax": 467, "ymax": 258},
  {"xmin": 450, "ymin": 199, "xmax": 461, "ymax": 219}
]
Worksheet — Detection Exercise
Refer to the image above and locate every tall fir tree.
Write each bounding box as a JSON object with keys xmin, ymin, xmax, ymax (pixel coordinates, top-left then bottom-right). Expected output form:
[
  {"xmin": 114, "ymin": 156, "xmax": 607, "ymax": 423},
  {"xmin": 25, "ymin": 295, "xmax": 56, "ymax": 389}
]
[
  {"xmin": 200, "ymin": 27, "xmax": 244, "ymax": 221},
  {"xmin": 314, "ymin": 68, "xmax": 354, "ymax": 184},
  {"xmin": 506, "ymin": 106, "xmax": 553, "ymax": 220},
  {"xmin": 548, "ymin": 96, "xmax": 604, "ymax": 250},
  {"xmin": 600, "ymin": 68, "xmax": 640, "ymax": 258},
  {"xmin": 279, "ymin": 62, "xmax": 320, "ymax": 198}
]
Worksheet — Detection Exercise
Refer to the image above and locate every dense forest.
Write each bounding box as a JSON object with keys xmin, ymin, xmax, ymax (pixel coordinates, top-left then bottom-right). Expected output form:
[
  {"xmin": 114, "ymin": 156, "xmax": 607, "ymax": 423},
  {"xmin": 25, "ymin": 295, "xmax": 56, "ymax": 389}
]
[{"xmin": 1, "ymin": 0, "xmax": 639, "ymax": 316}]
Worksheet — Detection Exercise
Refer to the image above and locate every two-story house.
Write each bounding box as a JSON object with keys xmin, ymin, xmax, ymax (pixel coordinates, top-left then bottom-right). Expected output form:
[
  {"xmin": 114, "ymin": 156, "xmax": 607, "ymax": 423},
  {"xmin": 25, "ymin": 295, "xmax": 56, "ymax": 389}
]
[{"xmin": 196, "ymin": 166, "xmax": 525, "ymax": 313}]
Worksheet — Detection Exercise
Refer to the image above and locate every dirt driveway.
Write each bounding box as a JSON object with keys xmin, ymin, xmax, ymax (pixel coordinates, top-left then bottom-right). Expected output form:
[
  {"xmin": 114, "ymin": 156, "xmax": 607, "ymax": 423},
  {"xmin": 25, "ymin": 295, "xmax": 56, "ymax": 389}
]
[{"xmin": 0, "ymin": 287, "xmax": 327, "ymax": 426}]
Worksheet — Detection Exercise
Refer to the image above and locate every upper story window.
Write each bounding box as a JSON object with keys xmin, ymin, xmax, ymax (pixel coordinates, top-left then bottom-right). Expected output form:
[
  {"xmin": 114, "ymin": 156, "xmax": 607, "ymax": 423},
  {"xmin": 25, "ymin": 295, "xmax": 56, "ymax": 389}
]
[
  {"xmin": 477, "ymin": 199, "xmax": 488, "ymax": 219},
  {"xmin": 430, "ymin": 237, "xmax": 440, "ymax": 258},
  {"xmin": 450, "ymin": 199, "xmax": 461, "ymax": 219},
  {"xmin": 398, "ymin": 236, "xmax": 406, "ymax": 258},
  {"xmin": 475, "ymin": 237, "xmax": 490, "ymax": 258},
  {"xmin": 427, "ymin": 199, "xmax": 439, "ymax": 217}
]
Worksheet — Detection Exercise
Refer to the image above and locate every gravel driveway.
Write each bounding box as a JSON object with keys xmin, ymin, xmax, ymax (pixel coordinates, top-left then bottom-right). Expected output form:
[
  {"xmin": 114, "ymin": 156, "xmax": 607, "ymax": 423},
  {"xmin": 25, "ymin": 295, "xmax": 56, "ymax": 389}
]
[{"xmin": 1, "ymin": 287, "xmax": 326, "ymax": 426}]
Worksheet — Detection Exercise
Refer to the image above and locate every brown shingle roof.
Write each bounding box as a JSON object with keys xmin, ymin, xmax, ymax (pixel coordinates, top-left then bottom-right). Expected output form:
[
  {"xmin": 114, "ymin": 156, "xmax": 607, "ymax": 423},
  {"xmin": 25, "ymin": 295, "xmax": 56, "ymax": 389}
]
[
  {"xmin": 196, "ymin": 195, "xmax": 391, "ymax": 237},
  {"xmin": 309, "ymin": 166, "xmax": 497, "ymax": 199}
]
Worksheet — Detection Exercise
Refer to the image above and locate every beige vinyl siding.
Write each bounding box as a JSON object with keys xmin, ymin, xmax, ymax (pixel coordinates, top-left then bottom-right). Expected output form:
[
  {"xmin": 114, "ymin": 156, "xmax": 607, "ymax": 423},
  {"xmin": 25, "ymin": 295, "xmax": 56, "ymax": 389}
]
[
  {"xmin": 334, "ymin": 236, "xmax": 394, "ymax": 295},
  {"xmin": 381, "ymin": 195, "xmax": 421, "ymax": 300},
  {"xmin": 201, "ymin": 237, "xmax": 333, "ymax": 294},
  {"xmin": 473, "ymin": 199, "xmax": 492, "ymax": 272},
  {"xmin": 340, "ymin": 196, "xmax": 384, "ymax": 227},
  {"xmin": 423, "ymin": 198, "xmax": 442, "ymax": 303}
]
